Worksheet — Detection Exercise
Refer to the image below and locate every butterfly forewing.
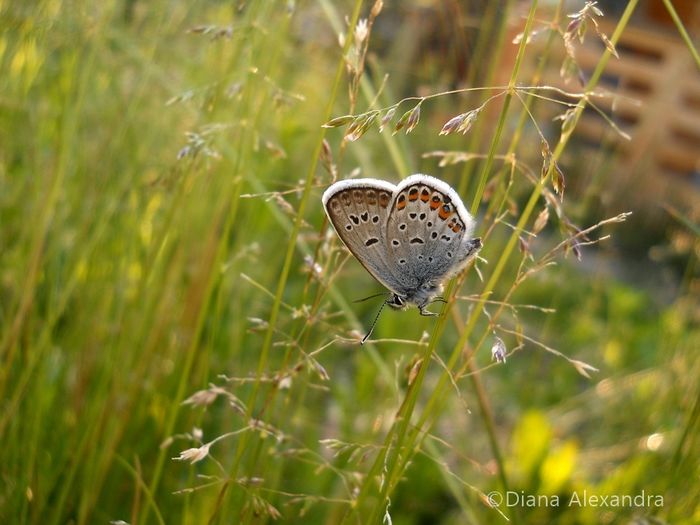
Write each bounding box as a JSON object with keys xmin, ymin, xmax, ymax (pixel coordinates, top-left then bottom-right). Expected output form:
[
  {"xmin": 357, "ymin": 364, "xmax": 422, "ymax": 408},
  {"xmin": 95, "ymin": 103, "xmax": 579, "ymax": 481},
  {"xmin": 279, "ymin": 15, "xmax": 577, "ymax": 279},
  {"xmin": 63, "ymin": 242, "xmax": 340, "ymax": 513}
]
[
  {"xmin": 322, "ymin": 179, "xmax": 404, "ymax": 292},
  {"xmin": 386, "ymin": 174, "xmax": 476, "ymax": 285}
]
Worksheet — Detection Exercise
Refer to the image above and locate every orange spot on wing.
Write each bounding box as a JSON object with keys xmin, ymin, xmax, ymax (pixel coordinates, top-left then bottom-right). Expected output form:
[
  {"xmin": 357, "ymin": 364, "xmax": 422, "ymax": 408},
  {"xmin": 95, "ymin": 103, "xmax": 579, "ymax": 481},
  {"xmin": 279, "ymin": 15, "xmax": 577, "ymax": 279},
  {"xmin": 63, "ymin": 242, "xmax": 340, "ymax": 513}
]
[
  {"xmin": 420, "ymin": 188, "xmax": 430, "ymax": 202},
  {"xmin": 438, "ymin": 204, "xmax": 452, "ymax": 220},
  {"xmin": 430, "ymin": 195, "xmax": 441, "ymax": 210},
  {"xmin": 396, "ymin": 194, "xmax": 407, "ymax": 210},
  {"xmin": 408, "ymin": 188, "xmax": 419, "ymax": 201}
]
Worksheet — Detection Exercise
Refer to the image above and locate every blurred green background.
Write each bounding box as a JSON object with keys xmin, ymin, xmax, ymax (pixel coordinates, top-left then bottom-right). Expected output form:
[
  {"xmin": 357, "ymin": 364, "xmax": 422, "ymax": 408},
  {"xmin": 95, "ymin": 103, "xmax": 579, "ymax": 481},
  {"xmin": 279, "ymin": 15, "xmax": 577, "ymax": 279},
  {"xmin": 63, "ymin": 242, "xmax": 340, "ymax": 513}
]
[{"xmin": 1, "ymin": 1, "xmax": 698, "ymax": 524}]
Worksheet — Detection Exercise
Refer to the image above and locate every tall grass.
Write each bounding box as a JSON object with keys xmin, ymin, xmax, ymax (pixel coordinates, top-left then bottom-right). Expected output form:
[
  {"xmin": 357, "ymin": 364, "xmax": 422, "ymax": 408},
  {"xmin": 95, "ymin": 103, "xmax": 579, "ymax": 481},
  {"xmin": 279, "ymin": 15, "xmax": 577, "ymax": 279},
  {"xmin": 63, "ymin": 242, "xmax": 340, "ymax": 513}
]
[{"xmin": 1, "ymin": 1, "xmax": 698, "ymax": 524}]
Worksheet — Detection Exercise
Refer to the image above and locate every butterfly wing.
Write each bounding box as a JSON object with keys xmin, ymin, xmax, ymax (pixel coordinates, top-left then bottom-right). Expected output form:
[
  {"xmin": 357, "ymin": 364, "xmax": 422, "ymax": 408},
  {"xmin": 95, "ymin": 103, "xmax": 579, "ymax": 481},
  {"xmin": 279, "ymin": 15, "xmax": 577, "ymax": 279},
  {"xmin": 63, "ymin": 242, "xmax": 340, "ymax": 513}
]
[
  {"xmin": 385, "ymin": 174, "xmax": 480, "ymax": 287},
  {"xmin": 322, "ymin": 179, "xmax": 405, "ymax": 293}
]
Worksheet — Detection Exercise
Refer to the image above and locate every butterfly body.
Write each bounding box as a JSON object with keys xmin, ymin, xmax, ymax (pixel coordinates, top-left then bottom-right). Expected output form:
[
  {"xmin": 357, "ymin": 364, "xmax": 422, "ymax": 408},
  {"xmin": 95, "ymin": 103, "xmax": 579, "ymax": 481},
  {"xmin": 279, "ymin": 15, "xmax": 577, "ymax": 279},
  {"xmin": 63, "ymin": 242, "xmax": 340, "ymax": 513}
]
[{"xmin": 322, "ymin": 174, "xmax": 482, "ymax": 316}]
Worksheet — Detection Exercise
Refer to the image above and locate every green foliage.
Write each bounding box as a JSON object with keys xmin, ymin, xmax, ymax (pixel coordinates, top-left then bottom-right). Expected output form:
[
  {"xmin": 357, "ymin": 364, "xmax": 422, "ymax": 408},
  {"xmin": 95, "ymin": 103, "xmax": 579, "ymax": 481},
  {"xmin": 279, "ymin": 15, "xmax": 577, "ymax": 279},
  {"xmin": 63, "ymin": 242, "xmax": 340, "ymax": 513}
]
[{"xmin": 1, "ymin": 1, "xmax": 698, "ymax": 524}]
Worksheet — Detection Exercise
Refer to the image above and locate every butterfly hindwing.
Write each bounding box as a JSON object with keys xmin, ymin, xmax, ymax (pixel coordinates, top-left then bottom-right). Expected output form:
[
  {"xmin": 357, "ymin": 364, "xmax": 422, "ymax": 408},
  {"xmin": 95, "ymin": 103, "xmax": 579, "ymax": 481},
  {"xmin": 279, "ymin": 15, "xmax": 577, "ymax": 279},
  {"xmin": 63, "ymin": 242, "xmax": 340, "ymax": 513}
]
[
  {"xmin": 322, "ymin": 179, "xmax": 405, "ymax": 293},
  {"xmin": 386, "ymin": 174, "xmax": 477, "ymax": 285}
]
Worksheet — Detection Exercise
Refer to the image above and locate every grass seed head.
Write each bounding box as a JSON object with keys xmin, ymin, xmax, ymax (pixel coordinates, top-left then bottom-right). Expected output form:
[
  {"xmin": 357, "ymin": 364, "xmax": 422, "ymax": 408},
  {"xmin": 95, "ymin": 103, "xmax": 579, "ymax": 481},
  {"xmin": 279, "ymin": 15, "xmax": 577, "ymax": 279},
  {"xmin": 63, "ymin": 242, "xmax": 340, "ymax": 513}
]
[
  {"xmin": 439, "ymin": 113, "xmax": 466, "ymax": 136},
  {"xmin": 379, "ymin": 107, "xmax": 396, "ymax": 132},
  {"xmin": 173, "ymin": 444, "xmax": 211, "ymax": 464},
  {"xmin": 182, "ymin": 388, "xmax": 219, "ymax": 407},
  {"xmin": 404, "ymin": 103, "xmax": 421, "ymax": 134},
  {"xmin": 491, "ymin": 337, "xmax": 507, "ymax": 363}
]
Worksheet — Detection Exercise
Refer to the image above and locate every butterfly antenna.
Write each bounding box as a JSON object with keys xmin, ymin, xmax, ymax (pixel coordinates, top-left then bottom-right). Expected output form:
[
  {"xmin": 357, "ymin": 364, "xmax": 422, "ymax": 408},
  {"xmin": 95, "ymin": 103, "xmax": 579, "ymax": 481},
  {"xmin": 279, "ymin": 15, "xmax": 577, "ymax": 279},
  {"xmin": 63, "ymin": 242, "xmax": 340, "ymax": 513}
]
[
  {"xmin": 353, "ymin": 292, "xmax": 390, "ymax": 304},
  {"xmin": 361, "ymin": 300, "xmax": 388, "ymax": 345}
]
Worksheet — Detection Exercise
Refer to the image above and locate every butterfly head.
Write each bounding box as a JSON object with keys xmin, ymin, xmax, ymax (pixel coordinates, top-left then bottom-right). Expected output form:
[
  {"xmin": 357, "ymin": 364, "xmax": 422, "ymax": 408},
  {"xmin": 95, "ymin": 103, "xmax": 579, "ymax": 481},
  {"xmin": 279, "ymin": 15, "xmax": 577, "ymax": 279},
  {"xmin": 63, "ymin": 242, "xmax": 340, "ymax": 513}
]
[
  {"xmin": 386, "ymin": 293, "xmax": 407, "ymax": 310},
  {"xmin": 388, "ymin": 281, "xmax": 442, "ymax": 310}
]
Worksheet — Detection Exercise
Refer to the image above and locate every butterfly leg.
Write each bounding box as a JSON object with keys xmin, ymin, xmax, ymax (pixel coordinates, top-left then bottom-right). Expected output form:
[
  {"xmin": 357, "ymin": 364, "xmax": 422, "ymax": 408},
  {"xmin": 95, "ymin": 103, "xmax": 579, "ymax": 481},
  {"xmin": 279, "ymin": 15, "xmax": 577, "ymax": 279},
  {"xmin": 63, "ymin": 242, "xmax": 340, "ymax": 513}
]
[{"xmin": 418, "ymin": 304, "xmax": 440, "ymax": 317}]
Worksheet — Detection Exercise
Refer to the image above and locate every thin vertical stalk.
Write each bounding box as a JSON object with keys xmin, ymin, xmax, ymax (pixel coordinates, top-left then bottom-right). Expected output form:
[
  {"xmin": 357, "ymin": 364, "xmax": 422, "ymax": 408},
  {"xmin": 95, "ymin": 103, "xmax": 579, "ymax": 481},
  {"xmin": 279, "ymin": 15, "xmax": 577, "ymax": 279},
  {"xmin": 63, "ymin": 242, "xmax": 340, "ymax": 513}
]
[
  {"xmin": 209, "ymin": 1, "xmax": 365, "ymax": 522},
  {"xmin": 661, "ymin": 0, "xmax": 700, "ymax": 68},
  {"xmin": 485, "ymin": 0, "xmax": 566, "ymax": 221},
  {"xmin": 346, "ymin": 3, "xmax": 541, "ymax": 522},
  {"xmin": 344, "ymin": 280, "xmax": 457, "ymax": 524},
  {"xmin": 0, "ymin": 49, "xmax": 79, "ymax": 394},
  {"xmin": 383, "ymin": 0, "xmax": 639, "ymax": 521},
  {"xmin": 144, "ymin": 3, "xmax": 272, "ymax": 521},
  {"xmin": 457, "ymin": 0, "xmax": 517, "ymax": 198},
  {"xmin": 452, "ymin": 0, "xmax": 639, "ymax": 386},
  {"xmin": 469, "ymin": 0, "xmax": 539, "ymax": 215}
]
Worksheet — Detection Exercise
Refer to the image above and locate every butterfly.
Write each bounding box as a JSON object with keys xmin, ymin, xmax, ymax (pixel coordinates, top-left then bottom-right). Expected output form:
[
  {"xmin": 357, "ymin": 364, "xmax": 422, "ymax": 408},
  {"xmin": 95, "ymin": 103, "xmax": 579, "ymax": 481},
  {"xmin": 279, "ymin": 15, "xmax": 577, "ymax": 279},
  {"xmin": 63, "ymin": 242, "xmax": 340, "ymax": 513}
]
[{"xmin": 322, "ymin": 174, "xmax": 482, "ymax": 342}]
